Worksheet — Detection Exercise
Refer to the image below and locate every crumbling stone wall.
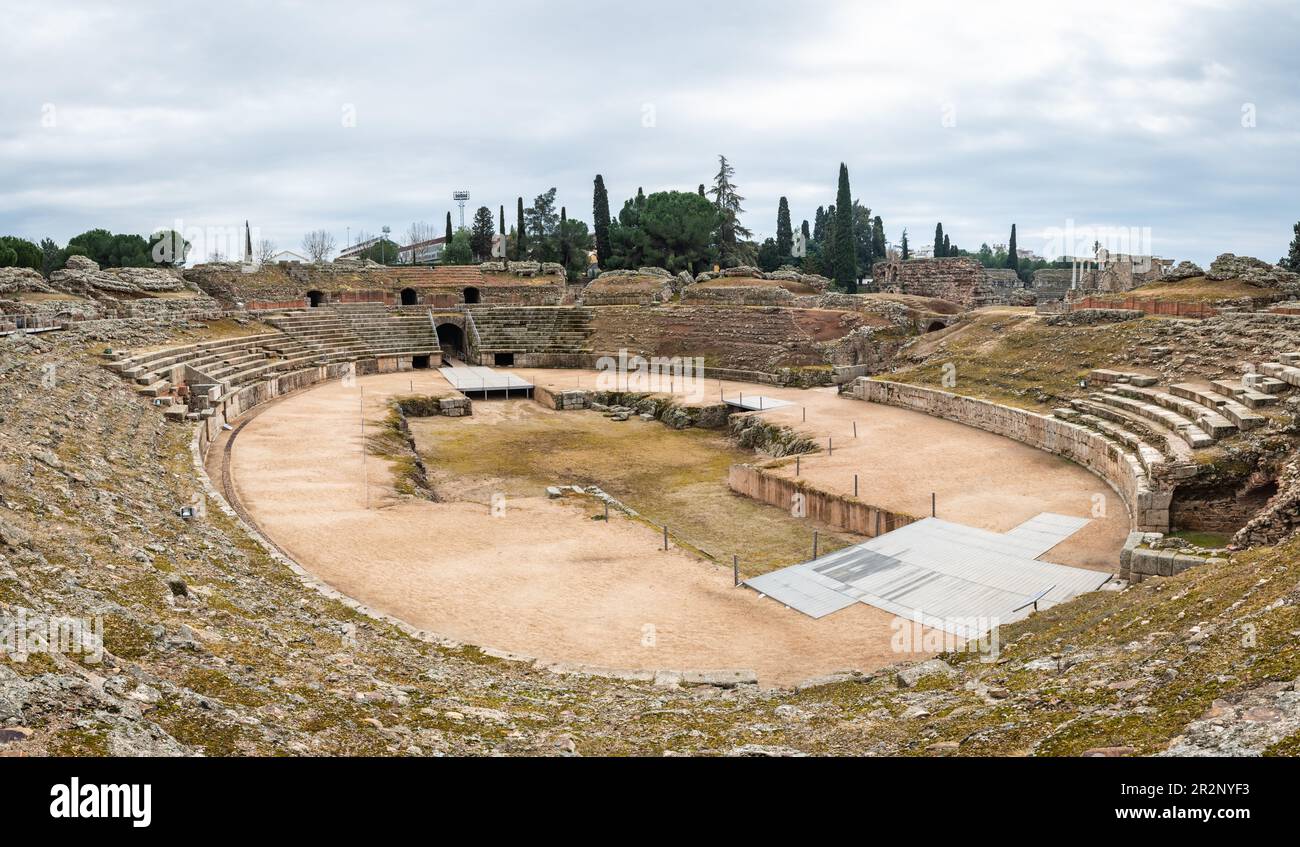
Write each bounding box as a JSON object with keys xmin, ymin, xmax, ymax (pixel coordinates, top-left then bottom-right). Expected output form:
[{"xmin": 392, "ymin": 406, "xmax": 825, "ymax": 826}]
[
  {"xmin": 871, "ymin": 257, "xmax": 994, "ymax": 309},
  {"xmin": 580, "ymin": 269, "xmax": 674, "ymax": 305},
  {"xmin": 588, "ymin": 304, "xmax": 873, "ymax": 371}
]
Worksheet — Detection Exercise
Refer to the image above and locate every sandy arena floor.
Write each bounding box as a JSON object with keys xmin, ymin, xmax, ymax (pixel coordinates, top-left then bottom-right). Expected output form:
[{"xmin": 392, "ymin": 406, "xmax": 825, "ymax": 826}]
[{"xmin": 217, "ymin": 367, "xmax": 1129, "ymax": 687}]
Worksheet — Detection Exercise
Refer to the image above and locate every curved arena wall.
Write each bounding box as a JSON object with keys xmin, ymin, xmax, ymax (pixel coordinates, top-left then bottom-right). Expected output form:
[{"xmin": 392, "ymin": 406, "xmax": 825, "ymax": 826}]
[{"xmin": 850, "ymin": 378, "xmax": 1171, "ymax": 533}]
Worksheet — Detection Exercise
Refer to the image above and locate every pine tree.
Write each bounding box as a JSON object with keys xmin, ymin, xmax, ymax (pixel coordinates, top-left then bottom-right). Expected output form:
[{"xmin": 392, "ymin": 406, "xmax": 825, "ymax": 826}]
[
  {"xmin": 1006, "ymin": 224, "xmax": 1019, "ymax": 271},
  {"xmin": 708, "ymin": 155, "xmax": 753, "ymax": 267},
  {"xmin": 593, "ymin": 174, "xmax": 612, "ymax": 269},
  {"xmin": 1281, "ymin": 221, "xmax": 1300, "ymax": 272},
  {"xmin": 776, "ymin": 197, "xmax": 793, "ymax": 257},
  {"xmin": 445, "ymin": 213, "xmax": 453, "ymax": 245},
  {"xmin": 934, "ymin": 223, "xmax": 945, "ymax": 257},
  {"xmin": 832, "ymin": 163, "xmax": 857, "ymax": 292},
  {"xmin": 901, "ymin": 228, "xmax": 910, "ymax": 260},
  {"xmin": 516, "ymin": 197, "xmax": 527, "ymax": 260}
]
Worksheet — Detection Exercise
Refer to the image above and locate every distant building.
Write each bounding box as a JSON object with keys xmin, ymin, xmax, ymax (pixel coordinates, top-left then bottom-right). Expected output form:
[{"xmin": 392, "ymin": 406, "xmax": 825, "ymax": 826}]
[
  {"xmin": 338, "ymin": 236, "xmax": 386, "ymax": 260},
  {"xmin": 396, "ymin": 237, "xmax": 447, "ymax": 265},
  {"xmin": 267, "ymin": 249, "xmax": 309, "ymax": 263}
]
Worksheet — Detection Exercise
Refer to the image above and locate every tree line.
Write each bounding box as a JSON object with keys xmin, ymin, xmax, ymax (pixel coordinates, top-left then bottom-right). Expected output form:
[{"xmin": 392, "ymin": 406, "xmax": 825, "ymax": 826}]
[{"xmin": 0, "ymin": 229, "xmax": 191, "ymax": 276}]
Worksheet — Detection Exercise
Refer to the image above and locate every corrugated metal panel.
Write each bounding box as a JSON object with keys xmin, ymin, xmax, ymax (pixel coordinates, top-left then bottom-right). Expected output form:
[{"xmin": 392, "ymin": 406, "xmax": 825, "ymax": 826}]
[
  {"xmin": 747, "ymin": 515, "xmax": 1109, "ymax": 635},
  {"xmin": 745, "ymin": 566, "xmax": 859, "ymax": 618}
]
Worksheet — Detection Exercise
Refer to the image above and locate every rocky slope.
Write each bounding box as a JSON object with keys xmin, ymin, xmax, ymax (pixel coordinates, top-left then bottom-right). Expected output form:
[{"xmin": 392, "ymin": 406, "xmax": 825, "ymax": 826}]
[{"xmin": 2, "ymin": 320, "xmax": 1299, "ymax": 756}]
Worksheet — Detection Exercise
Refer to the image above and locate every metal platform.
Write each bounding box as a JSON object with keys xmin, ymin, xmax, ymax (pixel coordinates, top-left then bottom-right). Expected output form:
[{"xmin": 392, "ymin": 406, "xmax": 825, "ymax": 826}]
[
  {"xmin": 745, "ymin": 515, "xmax": 1108, "ymax": 636},
  {"xmin": 438, "ymin": 365, "xmax": 533, "ymax": 396},
  {"xmin": 723, "ymin": 394, "xmax": 792, "ymax": 412}
]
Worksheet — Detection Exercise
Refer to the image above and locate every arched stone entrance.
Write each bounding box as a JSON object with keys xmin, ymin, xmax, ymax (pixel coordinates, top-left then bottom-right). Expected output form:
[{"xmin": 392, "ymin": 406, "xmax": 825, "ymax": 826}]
[
  {"xmin": 463, "ymin": 286, "xmax": 481, "ymax": 305},
  {"xmin": 400, "ymin": 287, "xmax": 419, "ymax": 306},
  {"xmin": 307, "ymin": 290, "xmax": 325, "ymax": 307}
]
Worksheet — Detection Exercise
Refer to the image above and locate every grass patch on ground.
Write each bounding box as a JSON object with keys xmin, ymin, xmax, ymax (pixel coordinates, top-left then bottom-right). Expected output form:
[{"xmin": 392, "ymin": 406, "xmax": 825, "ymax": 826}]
[
  {"xmin": 1088, "ymin": 276, "xmax": 1275, "ymax": 304},
  {"xmin": 408, "ymin": 400, "xmax": 857, "ymax": 573},
  {"xmin": 888, "ymin": 312, "xmax": 1149, "ymax": 410}
]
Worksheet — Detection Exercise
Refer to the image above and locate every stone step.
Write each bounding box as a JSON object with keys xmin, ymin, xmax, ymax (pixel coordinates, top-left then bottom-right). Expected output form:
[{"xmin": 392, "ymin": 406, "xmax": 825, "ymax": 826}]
[
  {"xmin": 1168, "ymin": 383, "xmax": 1266, "ymax": 430},
  {"xmin": 1211, "ymin": 379, "xmax": 1281, "ymax": 407},
  {"xmin": 1069, "ymin": 398, "xmax": 1194, "ymax": 463},
  {"xmin": 1110, "ymin": 385, "xmax": 1236, "ymax": 439},
  {"xmin": 1260, "ymin": 362, "xmax": 1300, "ymax": 388},
  {"xmin": 1091, "ymin": 391, "xmax": 1215, "ymax": 449},
  {"xmin": 1087, "ymin": 368, "xmax": 1159, "ymax": 387}
]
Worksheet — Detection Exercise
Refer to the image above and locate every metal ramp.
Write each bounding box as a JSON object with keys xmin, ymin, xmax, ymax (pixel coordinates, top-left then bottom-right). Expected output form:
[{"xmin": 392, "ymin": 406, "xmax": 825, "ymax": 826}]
[
  {"xmin": 723, "ymin": 394, "xmax": 792, "ymax": 412},
  {"xmin": 438, "ymin": 365, "xmax": 533, "ymax": 397},
  {"xmin": 745, "ymin": 515, "xmax": 1108, "ymax": 636}
]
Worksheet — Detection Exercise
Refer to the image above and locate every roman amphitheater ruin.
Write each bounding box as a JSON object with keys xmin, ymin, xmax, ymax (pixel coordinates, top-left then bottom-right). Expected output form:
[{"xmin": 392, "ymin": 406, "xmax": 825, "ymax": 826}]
[{"xmin": 4, "ymin": 249, "xmax": 1300, "ymax": 756}]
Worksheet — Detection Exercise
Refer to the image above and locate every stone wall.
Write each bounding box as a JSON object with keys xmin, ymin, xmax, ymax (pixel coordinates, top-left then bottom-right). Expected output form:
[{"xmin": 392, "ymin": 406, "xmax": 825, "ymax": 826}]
[
  {"xmin": 587, "ymin": 304, "xmax": 877, "ymax": 372},
  {"xmin": 850, "ymin": 378, "xmax": 1172, "ymax": 532},
  {"xmin": 870, "ymin": 257, "xmax": 993, "ymax": 309},
  {"xmin": 580, "ymin": 270, "xmax": 674, "ymax": 306},
  {"xmin": 727, "ymin": 464, "xmax": 916, "ymax": 537}
]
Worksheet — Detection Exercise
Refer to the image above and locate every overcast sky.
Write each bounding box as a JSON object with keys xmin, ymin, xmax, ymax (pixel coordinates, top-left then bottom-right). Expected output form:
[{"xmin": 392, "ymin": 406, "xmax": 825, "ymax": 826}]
[{"xmin": 2, "ymin": 0, "xmax": 1297, "ymax": 266}]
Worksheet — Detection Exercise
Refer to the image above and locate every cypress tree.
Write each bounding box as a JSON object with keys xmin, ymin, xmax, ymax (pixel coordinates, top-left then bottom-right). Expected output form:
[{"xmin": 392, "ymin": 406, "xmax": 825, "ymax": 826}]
[
  {"xmin": 832, "ymin": 163, "xmax": 857, "ymax": 292},
  {"xmin": 445, "ymin": 212, "xmax": 453, "ymax": 244},
  {"xmin": 943, "ymin": 234, "xmax": 951, "ymax": 257},
  {"xmin": 872, "ymin": 216, "xmax": 886, "ymax": 263},
  {"xmin": 934, "ymin": 223, "xmax": 944, "ymax": 257},
  {"xmin": 901, "ymin": 229, "xmax": 910, "ymax": 260},
  {"xmin": 698, "ymin": 184, "xmax": 706, "ymax": 197},
  {"xmin": 776, "ymin": 197, "xmax": 793, "ymax": 256},
  {"xmin": 1006, "ymin": 224, "xmax": 1019, "ymax": 271},
  {"xmin": 499, "ymin": 205, "xmax": 505, "ymax": 234},
  {"xmin": 559, "ymin": 206, "xmax": 570, "ymax": 268},
  {"xmin": 801, "ymin": 220, "xmax": 811, "ymax": 243},
  {"xmin": 813, "ymin": 207, "xmax": 826, "ymax": 242},
  {"xmin": 593, "ymin": 174, "xmax": 612, "ymax": 269},
  {"xmin": 516, "ymin": 197, "xmax": 527, "ymax": 260}
]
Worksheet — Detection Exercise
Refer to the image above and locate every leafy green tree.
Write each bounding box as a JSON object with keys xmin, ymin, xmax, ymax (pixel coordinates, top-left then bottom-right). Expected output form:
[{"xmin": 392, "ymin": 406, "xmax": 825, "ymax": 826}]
[
  {"xmin": 557, "ymin": 215, "xmax": 591, "ymax": 280},
  {"xmin": 1281, "ymin": 222, "xmax": 1300, "ymax": 272},
  {"xmin": 933, "ymin": 223, "xmax": 945, "ymax": 257},
  {"xmin": 66, "ymin": 229, "xmax": 151, "ymax": 267},
  {"xmin": 0, "ymin": 246, "xmax": 16, "ymax": 267},
  {"xmin": 607, "ymin": 190, "xmax": 717, "ymax": 274},
  {"xmin": 0, "ymin": 236, "xmax": 42, "ymax": 270},
  {"xmin": 708, "ymin": 155, "xmax": 753, "ymax": 267},
  {"xmin": 526, "ymin": 188, "xmax": 559, "ymax": 241},
  {"xmin": 40, "ymin": 238, "xmax": 61, "ymax": 275},
  {"xmin": 851, "ymin": 201, "xmax": 874, "ymax": 276},
  {"xmin": 832, "ymin": 164, "xmax": 856, "ymax": 292},
  {"xmin": 441, "ymin": 229, "xmax": 473, "ymax": 265},
  {"xmin": 776, "ymin": 197, "xmax": 793, "ymax": 257},
  {"xmin": 357, "ymin": 238, "xmax": 400, "ymax": 264},
  {"xmin": 757, "ymin": 238, "xmax": 782, "ymax": 272},
  {"xmin": 593, "ymin": 174, "xmax": 612, "ymax": 268},
  {"xmin": 1006, "ymin": 224, "xmax": 1019, "ymax": 272},
  {"xmin": 470, "ymin": 206, "xmax": 495, "ymax": 259}
]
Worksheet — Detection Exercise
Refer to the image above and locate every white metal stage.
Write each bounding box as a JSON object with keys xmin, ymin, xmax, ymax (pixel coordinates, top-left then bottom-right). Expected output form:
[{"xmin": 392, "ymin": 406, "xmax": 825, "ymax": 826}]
[
  {"xmin": 723, "ymin": 394, "xmax": 792, "ymax": 412},
  {"xmin": 745, "ymin": 514, "xmax": 1110, "ymax": 637},
  {"xmin": 438, "ymin": 365, "xmax": 534, "ymax": 395}
]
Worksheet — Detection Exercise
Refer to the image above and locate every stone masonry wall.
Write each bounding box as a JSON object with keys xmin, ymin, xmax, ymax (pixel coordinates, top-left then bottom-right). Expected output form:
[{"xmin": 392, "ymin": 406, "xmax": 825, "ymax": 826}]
[
  {"xmin": 850, "ymin": 378, "xmax": 1172, "ymax": 532},
  {"xmin": 871, "ymin": 257, "xmax": 993, "ymax": 309}
]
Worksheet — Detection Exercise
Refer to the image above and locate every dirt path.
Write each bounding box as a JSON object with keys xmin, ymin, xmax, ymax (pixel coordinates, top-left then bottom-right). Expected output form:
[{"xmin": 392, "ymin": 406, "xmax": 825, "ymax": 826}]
[{"xmin": 221, "ymin": 368, "xmax": 1128, "ymax": 688}]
